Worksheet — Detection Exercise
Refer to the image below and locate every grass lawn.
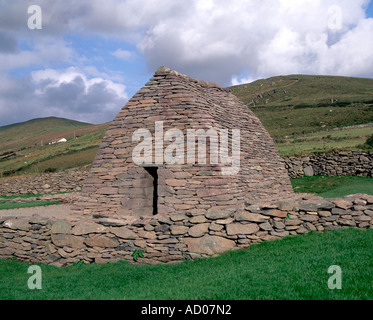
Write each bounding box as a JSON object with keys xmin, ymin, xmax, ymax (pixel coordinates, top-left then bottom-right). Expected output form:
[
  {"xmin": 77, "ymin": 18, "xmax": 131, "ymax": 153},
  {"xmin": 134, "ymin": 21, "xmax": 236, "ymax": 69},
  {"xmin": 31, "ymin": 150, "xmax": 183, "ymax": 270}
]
[
  {"xmin": 291, "ymin": 176, "xmax": 373, "ymax": 198},
  {"xmin": 0, "ymin": 200, "xmax": 61, "ymax": 210},
  {"xmin": 1, "ymin": 228, "xmax": 372, "ymax": 300}
]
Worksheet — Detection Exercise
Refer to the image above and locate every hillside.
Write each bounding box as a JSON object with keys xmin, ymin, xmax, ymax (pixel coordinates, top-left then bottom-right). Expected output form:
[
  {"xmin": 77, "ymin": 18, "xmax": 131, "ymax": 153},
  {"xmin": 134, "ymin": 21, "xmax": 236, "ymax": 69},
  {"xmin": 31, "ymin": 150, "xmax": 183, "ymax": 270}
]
[
  {"xmin": 230, "ymin": 74, "xmax": 373, "ymax": 109},
  {"xmin": 229, "ymin": 74, "xmax": 373, "ymax": 155},
  {"xmin": 0, "ymin": 117, "xmax": 109, "ymax": 177},
  {"xmin": 0, "ymin": 75, "xmax": 372, "ymax": 177},
  {"xmin": 0, "ymin": 117, "xmax": 91, "ymax": 153}
]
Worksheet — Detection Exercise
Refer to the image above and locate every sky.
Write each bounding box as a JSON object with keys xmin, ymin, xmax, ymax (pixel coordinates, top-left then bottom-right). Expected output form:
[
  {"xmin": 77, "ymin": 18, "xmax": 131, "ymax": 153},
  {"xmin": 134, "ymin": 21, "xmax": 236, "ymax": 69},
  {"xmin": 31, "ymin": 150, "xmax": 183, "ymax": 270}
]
[{"xmin": 0, "ymin": 0, "xmax": 373, "ymax": 126}]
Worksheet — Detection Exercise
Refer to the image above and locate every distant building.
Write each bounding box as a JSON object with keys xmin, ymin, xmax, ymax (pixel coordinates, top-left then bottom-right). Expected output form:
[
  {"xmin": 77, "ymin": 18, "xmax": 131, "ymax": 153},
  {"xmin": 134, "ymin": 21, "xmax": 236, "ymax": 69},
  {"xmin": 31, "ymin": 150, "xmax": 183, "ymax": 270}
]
[{"xmin": 49, "ymin": 138, "xmax": 67, "ymax": 145}]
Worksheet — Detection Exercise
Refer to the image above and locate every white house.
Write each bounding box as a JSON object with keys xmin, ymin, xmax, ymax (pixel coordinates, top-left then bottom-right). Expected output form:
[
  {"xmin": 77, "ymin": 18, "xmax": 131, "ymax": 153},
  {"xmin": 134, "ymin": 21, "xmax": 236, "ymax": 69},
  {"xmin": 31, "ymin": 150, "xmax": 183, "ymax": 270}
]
[{"xmin": 49, "ymin": 138, "xmax": 67, "ymax": 145}]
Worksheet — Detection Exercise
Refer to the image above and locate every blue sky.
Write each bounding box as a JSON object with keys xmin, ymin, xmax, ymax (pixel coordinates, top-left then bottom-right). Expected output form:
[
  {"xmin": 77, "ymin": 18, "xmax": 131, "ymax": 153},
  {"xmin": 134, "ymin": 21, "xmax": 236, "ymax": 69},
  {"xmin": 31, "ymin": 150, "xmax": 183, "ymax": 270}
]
[{"xmin": 0, "ymin": 0, "xmax": 373, "ymax": 126}]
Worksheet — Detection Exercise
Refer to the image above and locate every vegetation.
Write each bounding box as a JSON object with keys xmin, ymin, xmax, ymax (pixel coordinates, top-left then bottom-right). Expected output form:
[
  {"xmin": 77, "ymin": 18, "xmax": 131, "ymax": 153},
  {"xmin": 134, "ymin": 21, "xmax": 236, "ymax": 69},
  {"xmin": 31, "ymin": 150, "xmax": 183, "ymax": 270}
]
[
  {"xmin": 291, "ymin": 176, "xmax": 373, "ymax": 198},
  {"xmin": 0, "ymin": 74, "xmax": 372, "ymax": 176},
  {"xmin": 229, "ymin": 74, "xmax": 373, "ymax": 156},
  {"xmin": 230, "ymin": 74, "xmax": 373, "ymax": 109},
  {"xmin": 1, "ymin": 228, "xmax": 372, "ymax": 300},
  {"xmin": 365, "ymin": 135, "xmax": 373, "ymax": 148},
  {"xmin": 0, "ymin": 117, "xmax": 109, "ymax": 177},
  {"xmin": 0, "ymin": 200, "xmax": 61, "ymax": 210}
]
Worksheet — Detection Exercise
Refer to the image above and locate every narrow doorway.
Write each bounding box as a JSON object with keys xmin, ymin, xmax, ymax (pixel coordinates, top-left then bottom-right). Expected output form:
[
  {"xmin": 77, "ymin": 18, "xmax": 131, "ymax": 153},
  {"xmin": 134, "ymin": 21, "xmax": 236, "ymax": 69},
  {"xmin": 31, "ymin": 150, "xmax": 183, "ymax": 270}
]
[{"xmin": 144, "ymin": 167, "xmax": 158, "ymax": 215}]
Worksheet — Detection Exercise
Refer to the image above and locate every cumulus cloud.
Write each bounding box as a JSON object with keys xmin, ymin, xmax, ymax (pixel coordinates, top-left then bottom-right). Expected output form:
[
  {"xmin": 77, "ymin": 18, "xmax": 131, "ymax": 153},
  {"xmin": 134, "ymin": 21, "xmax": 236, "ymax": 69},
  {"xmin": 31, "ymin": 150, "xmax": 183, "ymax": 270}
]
[
  {"xmin": 0, "ymin": 68, "xmax": 127, "ymax": 126},
  {"xmin": 138, "ymin": 0, "xmax": 373, "ymax": 85},
  {"xmin": 0, "ymin": 0, "xmax": 372, "ymax": 126},
  {"xmin": 111, "ymin": 49, "xmax": 133, "ymax": 61}
]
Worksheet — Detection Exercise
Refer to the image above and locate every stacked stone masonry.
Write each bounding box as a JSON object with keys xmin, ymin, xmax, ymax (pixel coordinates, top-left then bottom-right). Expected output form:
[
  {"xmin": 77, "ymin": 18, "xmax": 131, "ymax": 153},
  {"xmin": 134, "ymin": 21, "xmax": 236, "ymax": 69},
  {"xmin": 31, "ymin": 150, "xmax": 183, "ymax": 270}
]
[
  {"xmin": 1, "ymin": 193, "xmax": 373, "ymax": 266},
  {"xmin": 72, "ymin": 66, "xmax": 294, "ymax": 218},
  {"xmin": 284, "ymin": 150, "xmax": 373, "ymax": 178},
  {"xmin": 0, "ymin": 150, "xmax": 372, "ymax": 198}
]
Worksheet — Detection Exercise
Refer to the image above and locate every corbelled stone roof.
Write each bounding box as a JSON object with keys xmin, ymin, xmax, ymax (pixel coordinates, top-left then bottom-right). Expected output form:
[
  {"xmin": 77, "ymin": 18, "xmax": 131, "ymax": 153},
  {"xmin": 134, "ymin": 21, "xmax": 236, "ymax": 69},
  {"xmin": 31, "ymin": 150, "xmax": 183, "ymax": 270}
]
[{"xmin": 73, "ymin": 67, "xmax": 294, "ymax": 218}]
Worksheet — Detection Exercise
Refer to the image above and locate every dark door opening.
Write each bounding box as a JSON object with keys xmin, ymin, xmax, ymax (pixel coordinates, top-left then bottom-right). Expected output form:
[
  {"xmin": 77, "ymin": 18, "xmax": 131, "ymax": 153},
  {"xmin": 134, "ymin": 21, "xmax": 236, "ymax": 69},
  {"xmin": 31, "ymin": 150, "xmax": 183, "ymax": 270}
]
[{"xmin": 144, "ymin": 167, "xmax": 158, "ymax": 215}]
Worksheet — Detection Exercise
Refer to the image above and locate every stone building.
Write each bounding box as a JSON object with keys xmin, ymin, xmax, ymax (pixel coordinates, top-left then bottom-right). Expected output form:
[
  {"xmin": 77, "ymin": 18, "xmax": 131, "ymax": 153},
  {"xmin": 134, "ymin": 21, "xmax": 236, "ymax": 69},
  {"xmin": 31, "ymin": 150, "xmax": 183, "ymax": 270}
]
[{"xmin": 73, "ymin": 67, "xmax": 293, "ymax": 218}]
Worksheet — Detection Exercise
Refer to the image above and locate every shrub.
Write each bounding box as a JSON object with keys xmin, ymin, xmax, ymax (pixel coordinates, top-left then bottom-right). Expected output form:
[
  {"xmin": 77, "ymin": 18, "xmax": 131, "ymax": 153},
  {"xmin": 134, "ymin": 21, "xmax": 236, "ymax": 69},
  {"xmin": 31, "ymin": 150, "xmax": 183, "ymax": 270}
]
[{"xmin": 366, "ymin": 135, "xmax": 373, "ymax": 148}]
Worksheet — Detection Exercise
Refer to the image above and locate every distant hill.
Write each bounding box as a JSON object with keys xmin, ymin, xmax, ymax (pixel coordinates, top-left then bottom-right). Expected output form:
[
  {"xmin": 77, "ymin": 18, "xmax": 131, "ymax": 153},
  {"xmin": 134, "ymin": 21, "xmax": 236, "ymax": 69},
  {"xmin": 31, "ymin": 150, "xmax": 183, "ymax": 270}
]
[
  {"xmin": 1, "ymin": 74, "xmax": 372, "ymax": 177},
  {"xmin": 0, "ymin": 117, "xmax": 91, "ymax": 153},
  {"xmin": 0, "ymin": 117, "xmax": 109, "ymax": 177},
  {"xmin": 229, "ymin": 74, "xmax": 373, "ymax": 109},
  {"xmin": 229, "ymin": 74, "xmax": 373, "ymax": 155}
]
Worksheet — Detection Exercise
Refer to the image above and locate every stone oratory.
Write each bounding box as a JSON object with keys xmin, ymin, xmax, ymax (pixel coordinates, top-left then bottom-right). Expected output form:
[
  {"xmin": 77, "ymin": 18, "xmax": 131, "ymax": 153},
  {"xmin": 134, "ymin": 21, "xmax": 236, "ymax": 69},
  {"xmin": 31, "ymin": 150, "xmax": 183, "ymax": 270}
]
[
  {"xmin": 3, "ymin": 68, "xmax": 373, "ymax": 266},
  {"xmin": 74, "ymin": 66, "xmax": 294, "ymax": 218}
]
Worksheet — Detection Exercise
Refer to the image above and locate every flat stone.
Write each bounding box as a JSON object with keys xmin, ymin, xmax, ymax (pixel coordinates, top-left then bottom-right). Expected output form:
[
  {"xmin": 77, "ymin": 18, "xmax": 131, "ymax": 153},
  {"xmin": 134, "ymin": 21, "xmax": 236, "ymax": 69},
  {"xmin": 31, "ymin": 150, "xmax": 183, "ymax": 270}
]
[
  {"xmin": 72, "ymin": 221, "xmax": 109, "ymax": 235},
  {"xmin": 298, "ymin": 203, "xmax": 320, "ymax": 212},
  {"xmin": 3, "ymin": 219, "xmax": 30, "ymax": 231},
  {"xmin": 285, "ymin": 219, "xmax": 302, "ymax": 226},
  {"xmin": 353, "ymin": 215, "xmax": 371, "ymax": 221},
  {"xmin": 278, "ymin": 200, "xmax": 295, "ymax": 211},
  {"xmin": 51, "ymin": 220, "xmax": 71, "ymax": 234},
  {"xmin": 189, "ymin": 216, "xmax": 207, "ymax": 224},
  {"xmin": 154, "ymin": 224, "xmax": 170, "ymax": 233},
  {"xmin": 262, "ymin": 209, "xmax": 288, "ymax": 218},
  {"xmin": 110, "ymin": 226, "xmax": 137, "ymax": 239},
  {"xmin": 235, "ymin": 211, "xmax": 267, "ymax": 223},
  {"xmin": 303, "ymin": 166, "xmax": 314, "ymax": 177},
  {"xmin": 331, "ymin": 208, "xmax": 348, "ymax": 215},
  {"xmin": 205, "ymin": 207, "xmax": 235, "ymax": 220},
  {"xmin": 273, "ymin": 221, "xmax": 285, "ymax": 229},
  {"xmin": 84, "ymin": 236, "xmax": 119, "ymax": 248},
  {"xmin": 300, "ymin": 214, "xmax": 318, "ymax": 222},
  {"xmin": 170, "ymin": 214, "xmax": 187, "ymax": 222},
  {"xmin": 188, "ymin": 223, "xmax": 209, "ymax": 238},
  {"xmin": 259, "ymin": 222, "xmax": 273, "ymax": 231},
  {"xmin": 96, "ymin": 187, "xmax": 118, "ymax": 195},
  {"xmin": 331, "ymin": 199, "xmax": 352, "ymax": 210},
  {"xmin": 170, "ymin": 225, "xmax": 189, "ymax": 235},
  {"xmin": 226, "ymin": 223, "xmax": 259, "ymax": 235},
  {"xmin": 51, "ymin": 234, "xmax": 85, "ymax": 249},
  {"xmin": 184, "ymin": 235, "xmax": 235, "ymax": 255}
]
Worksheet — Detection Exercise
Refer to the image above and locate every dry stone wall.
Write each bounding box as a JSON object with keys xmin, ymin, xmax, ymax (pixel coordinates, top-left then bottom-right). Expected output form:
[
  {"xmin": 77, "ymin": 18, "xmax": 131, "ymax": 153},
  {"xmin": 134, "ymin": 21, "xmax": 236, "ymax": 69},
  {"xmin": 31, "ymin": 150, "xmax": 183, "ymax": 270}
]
[
  {"xmin": 284, "ymin": 150, "xmax": 373, "ymax": 178},
  {"xmin": 0, "ymin": 150, "xmax": 372, "ymax": 198},
  {"xmin": 1, "ymin": 193, "xmax": 372, "ymax": 266},
  {"xmin": 0, "ymin": 168, "xmax": 89, "ymax": 196}
]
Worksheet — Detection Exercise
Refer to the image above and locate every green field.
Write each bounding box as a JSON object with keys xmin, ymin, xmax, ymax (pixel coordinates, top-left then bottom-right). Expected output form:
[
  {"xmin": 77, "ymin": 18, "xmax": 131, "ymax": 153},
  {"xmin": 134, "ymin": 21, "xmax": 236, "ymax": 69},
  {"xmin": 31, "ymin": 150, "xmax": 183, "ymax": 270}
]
[
  {"xmin": 1, "ymin": 228, "xmax": 372, "ymax": 300},
  {"xmin": 0, "ymin": 118, "xmax": 108, "ymax": 177},
  {"xmin": 291, "ymin": 176, "xmax": 373, "ymax": 198},
  {"xmin": 230, "ymin": 74, "xmax": 373, "ymax": 109},
  {"xmin": 275, "ymin": 126, "xmax": 373, "ymax": 155},
  {"xmin": 230, "ymin": 74, "xmax": 373, "ymax": 156}
]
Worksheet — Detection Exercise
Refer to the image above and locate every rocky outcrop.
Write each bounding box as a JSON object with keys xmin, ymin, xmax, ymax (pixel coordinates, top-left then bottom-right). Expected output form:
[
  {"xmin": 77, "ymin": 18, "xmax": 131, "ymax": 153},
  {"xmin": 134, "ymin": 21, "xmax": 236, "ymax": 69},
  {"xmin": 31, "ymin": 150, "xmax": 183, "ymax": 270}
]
[{"xmin": 1, "ymin": 193, "xmax": 372, "ymax": 267}]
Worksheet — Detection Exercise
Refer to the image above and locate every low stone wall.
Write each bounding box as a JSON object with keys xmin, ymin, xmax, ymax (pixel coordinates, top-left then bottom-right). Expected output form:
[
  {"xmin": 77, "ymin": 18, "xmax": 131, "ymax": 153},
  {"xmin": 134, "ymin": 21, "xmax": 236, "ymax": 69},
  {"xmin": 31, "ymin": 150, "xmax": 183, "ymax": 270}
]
[
  {"xmin": 0, "ymin": 168, "xmax": 89, "ymax": 195},
  {"xmin": 1, "ymin": 193, "xmax": 372, "ymax": 267},
  {"xmin": 0, "ymin": 150, "xmax": 372, "ymax": 197},
  {"xmin": 283, "ymin": 150, "xmax": 373, "ymax": 178}
]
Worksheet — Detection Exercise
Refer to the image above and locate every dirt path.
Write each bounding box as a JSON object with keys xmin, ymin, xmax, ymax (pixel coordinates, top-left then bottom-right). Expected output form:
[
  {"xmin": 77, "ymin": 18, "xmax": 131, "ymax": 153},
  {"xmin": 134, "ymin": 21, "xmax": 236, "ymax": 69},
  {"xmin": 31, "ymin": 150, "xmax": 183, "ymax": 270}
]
[{"xmin": 0, "ymin": 204, "xmax": 72, "ymax": 219}]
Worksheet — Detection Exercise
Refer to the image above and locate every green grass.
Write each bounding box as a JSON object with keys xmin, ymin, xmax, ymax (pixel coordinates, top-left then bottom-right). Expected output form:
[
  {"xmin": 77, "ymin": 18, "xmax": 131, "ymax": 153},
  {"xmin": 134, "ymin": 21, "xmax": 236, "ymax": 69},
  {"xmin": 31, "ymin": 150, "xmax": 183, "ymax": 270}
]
[
  {"xmin": 253, "ymin": 105, "xmax": 373, "ymax": 138},
  {"xmin": 0, "ymin": 118, "xmax": 108, "ymax": 177},
  {"xmin": 291, "ymin": 176, "xmax": 373, "ymax": 198},
  {"xmin": 1, "ymin": 228, "xmax": 373, "ymax": 300},
  {"xmin": 275, "ymin": 126, "xmax": 373, "ymax": 155},
  {"xmin": 0, "ymin": 200, "xmax": 61, "ymax": 210},
  {"xmin": 230, "ymin": 74, "xmax": 373, "ymax": 109},
  {"xmin": 229, "ymin": 74, "xmax": 373, "ymax": 156}
]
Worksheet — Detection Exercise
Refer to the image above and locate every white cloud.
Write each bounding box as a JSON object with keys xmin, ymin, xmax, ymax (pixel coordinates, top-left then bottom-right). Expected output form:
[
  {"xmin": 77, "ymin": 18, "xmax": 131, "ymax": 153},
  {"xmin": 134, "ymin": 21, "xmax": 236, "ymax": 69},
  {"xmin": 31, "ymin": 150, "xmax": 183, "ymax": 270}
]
[
  {"xmin": 137, "ymin": 0, "xmax": 373, "ymax": 85},
  {"xmin": 0, "ymin": 0, "xmax": 373, "ymax": 126},
  {"xmin": 111, "ymin": 49, "xmax": 133, "ymax": 61},
  {"xmin": 0, "ymin": 67, "xmax": 128, "ymax": 126}
]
